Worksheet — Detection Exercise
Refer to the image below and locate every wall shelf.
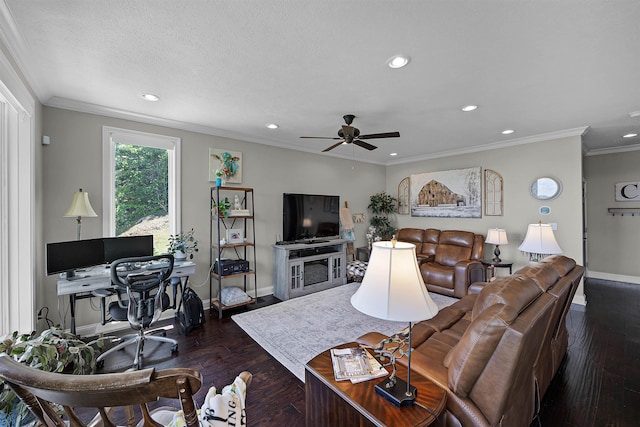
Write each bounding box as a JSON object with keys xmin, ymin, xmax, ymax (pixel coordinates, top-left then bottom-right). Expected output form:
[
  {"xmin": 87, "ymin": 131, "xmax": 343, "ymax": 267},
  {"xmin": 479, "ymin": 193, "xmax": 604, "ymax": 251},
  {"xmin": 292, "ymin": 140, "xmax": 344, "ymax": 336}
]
[{"xmin": 608, "ymin": 208, "xmax": 640, "ymax": 216}]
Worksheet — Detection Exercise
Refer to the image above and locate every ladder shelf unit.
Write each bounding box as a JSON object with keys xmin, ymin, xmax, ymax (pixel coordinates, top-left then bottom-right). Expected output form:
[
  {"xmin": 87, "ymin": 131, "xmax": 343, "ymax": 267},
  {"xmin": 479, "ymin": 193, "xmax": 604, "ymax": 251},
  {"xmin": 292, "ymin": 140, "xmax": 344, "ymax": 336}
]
[{"xmin": 210, "ymin": 186, "xmax": 257, "ymax": 318}]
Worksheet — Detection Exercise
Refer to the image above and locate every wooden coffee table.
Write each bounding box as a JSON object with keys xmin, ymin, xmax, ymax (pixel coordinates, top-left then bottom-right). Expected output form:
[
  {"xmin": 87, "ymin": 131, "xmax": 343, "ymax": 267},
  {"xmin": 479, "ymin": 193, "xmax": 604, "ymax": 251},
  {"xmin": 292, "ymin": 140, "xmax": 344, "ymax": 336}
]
[{"xmin": 305, "ymin": 342, "xmax": 447, "ymax": 427}]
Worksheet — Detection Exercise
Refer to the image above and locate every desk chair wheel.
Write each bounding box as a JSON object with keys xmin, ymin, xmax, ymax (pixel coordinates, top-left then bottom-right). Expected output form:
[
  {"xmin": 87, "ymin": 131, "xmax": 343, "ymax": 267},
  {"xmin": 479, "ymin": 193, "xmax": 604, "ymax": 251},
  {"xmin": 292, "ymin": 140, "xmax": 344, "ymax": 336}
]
[{"xmin": 171, "ymin": 344, "xmax": 178, "ymax": 352}]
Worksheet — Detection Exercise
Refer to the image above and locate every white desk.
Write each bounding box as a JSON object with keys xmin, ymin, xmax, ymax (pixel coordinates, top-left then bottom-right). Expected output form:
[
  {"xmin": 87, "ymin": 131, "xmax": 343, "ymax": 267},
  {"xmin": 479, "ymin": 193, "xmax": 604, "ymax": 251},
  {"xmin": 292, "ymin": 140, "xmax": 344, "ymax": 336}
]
[{"xmin": 57, "ymin": 261, "xmax": 196, "ymax": 335}]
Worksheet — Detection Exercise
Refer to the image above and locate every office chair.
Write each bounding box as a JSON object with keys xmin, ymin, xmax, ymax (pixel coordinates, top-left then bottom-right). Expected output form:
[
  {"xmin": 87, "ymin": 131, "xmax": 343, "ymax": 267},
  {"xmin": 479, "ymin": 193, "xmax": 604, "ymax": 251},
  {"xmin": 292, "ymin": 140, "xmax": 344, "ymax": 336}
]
[{"xmin": 96, "ymin": 254, "xmax": 178, "ymax": 370}]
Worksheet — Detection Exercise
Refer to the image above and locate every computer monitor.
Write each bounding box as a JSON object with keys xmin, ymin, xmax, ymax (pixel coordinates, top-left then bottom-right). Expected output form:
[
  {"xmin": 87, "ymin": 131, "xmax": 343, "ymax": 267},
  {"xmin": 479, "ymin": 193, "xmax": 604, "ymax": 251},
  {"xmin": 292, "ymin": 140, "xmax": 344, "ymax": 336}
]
[
  {"xmin": 103, "ymin": 235, "xmax": 154, "ymax": 263},
  {"xmin": 46, "ymin": 238, "xmax": 105, "ymax": 279}
]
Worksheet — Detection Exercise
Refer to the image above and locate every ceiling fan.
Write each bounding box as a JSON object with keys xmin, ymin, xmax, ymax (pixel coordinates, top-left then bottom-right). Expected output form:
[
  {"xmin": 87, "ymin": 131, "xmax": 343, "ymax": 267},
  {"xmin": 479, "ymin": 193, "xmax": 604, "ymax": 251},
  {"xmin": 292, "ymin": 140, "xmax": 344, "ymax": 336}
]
[{"xmin": 300, "ymin": 114, "xmax": 400, "ymax": 152}]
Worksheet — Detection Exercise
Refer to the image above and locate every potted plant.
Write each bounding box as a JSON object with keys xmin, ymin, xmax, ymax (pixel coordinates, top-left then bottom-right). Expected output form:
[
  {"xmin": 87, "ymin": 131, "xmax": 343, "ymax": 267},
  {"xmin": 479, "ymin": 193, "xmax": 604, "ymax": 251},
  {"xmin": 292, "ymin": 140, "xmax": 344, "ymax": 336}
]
[
  {"xmin": 0, "ymin": 327, "xmax": 108, "ymax": 426},
  {"xmin": 368, "ymin": 191, "xmax": 398, "ymax": 240},
  {"xmin": 168, "ymin": 228, "xmax": 199, "ymax": 260},
  {"xmin": 213, "ymin": 197, "xmax": 231, "ymax": 218}
]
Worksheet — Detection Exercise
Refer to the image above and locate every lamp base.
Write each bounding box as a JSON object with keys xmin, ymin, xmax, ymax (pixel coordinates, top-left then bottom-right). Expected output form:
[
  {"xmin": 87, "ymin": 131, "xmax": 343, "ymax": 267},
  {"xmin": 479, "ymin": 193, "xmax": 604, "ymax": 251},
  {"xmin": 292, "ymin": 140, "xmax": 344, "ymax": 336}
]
[
  {"xmin": 492, "ymin": 245, "xmax": 502, "ymax": 263},
  {"xmin": 375, "ymin": 376, "xmax": 417, "ymax": 407}
]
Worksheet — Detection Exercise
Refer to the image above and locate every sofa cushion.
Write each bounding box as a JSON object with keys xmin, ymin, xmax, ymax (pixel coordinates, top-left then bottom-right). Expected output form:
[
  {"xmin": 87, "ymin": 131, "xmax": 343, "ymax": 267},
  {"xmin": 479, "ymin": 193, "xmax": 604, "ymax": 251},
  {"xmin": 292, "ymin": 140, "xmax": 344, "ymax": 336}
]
[
  {"xmin": 434, "ymin": 231, "xmax": 475, "ymax": 267},
  {"xmin": 396, "ymin": 228, "xmax": 425, "ymax": 253},
  {"xmin": 541, "ymin": 255, "xmax": 577, "ymax": 277},
  {"xmin": 472, "ymin": 275, "xmax": 542, "ymax": 321},
  {"xmin": 421, "ymin": 262, "xmax": 455, "ymax": 288},
  {"xmin": 420, "ymin": 228, "xmax": 441, "ymax": 258},
  {"xmin": 447, "ymin": 303, "xmax": 513, "ymax": 397},
  {"xmin": 515, "ymin": 263, "xmax": 560, "ymax": 292}
]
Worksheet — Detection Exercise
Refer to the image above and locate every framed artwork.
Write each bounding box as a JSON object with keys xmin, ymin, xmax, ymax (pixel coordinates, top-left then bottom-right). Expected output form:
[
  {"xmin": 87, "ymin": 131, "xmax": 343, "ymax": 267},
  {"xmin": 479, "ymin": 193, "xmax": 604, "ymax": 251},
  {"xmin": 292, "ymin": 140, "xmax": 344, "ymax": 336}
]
[
  {"xmin": 398, "ymin": 177, "xmax": 410, "ymax": 215},
  {"xmin": 484, "ymin": 169, "xmax": 504, "ymax": 216},
  {"xmin": 209, "ymin": 148, "xmax": 242, "ymax": 183},
  {"xmin": 226, "ymin": 228, "xmax": 244, "ymax": 244},
  {"xmin": 410, "ymin": 167, "xmax": 482, "ymax": 218}
]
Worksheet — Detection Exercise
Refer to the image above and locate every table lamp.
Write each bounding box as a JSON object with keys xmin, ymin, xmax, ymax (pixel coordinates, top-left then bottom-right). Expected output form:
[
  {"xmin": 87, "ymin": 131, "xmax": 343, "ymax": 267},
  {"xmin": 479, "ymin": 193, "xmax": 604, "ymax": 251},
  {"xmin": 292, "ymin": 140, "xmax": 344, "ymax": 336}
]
[
  {"xmin": 351, "ymin": 237, "xmax": 439, "ymax": 406},
  {"xmin": 485, "ymin": 228, "xmax": 508, "ymax": 262},
  {"xmin": 518, "ymin": 222, "xmax": 562, "ymax": 262},
  {"xmin": 64, "ymin": 188, "xmax": 98, "ymax": 240}
]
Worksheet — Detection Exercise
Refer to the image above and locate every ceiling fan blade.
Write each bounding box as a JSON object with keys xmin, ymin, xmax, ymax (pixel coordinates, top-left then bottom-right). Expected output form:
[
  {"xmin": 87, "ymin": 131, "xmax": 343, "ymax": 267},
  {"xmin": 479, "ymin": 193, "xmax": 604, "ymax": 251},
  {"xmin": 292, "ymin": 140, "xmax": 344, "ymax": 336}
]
[
  {"xmin": 358, "ymin": 131, "xmax": 400, "ymax": 140},
  {"xmin": 300, "ymin": 136, "xmax": 341, "ymax": 140},
  {"xmin": 353, "ymin": 140, "xmax": 377, "ymax": 151},
  {"xmin": 322, "ymin": 141, "xmax": 347, "ymax": 152}
]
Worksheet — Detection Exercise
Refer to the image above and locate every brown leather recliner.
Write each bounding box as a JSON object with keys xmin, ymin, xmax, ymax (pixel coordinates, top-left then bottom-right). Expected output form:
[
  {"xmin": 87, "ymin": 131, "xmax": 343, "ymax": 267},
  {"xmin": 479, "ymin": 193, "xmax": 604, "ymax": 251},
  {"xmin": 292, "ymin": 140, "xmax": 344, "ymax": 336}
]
[{"xmin": 397, "ymin": 228, "xmax": 484, "ymax": 298}]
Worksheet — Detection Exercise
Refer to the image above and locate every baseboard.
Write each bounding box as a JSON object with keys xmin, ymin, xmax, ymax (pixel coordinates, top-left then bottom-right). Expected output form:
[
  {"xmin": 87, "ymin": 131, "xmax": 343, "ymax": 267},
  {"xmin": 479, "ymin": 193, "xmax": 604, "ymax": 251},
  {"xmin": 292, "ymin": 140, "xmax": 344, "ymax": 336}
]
[
  {"xmin": 586, "ymin": 270, "xmax": 640, "ymax": 285},
  {"xmin": 73, "ymin": 285, "xmax": 275, "ymax": 337}
]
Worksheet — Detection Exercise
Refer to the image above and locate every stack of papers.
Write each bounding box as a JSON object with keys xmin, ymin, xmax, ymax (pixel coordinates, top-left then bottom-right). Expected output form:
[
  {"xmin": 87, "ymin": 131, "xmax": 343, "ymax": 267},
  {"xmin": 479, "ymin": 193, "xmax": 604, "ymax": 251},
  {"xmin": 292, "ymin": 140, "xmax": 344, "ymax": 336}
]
[{"xmin": 330, "ymin": 347, "xmax": 388, "ymax": 384}]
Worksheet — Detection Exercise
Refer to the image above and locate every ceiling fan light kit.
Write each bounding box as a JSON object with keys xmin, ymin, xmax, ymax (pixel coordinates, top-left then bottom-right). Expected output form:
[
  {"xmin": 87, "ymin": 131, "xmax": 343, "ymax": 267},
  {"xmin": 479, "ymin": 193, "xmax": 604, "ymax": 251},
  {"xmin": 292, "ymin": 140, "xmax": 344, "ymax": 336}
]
[{"xmin": 300, "ymin": 114, "xmax": 400, "ymax": 153}]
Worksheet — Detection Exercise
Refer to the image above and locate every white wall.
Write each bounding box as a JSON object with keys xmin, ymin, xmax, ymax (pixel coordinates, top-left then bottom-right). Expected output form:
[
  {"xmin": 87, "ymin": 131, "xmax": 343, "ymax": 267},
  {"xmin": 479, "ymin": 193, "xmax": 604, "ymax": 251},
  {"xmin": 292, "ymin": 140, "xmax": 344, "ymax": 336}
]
[
  {"xmin": 41, "ymin": 106, "xmax": 385, "ymax": 329},
  {"xmin": 585, "ymin": 150, "xmax": 640, "ymax": 283},
  {"xmin": 386, "ymin": 135, "xmax": 585, "ymax": 302}
]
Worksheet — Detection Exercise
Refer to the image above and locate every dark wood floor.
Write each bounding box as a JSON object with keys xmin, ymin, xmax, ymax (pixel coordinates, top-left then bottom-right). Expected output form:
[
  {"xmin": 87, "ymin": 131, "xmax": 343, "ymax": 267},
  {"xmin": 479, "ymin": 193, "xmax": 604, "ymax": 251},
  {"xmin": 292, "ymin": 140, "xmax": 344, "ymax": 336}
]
[{"xmin": 96, "ymin": 278, "xmax": 639, "ymax": 426}]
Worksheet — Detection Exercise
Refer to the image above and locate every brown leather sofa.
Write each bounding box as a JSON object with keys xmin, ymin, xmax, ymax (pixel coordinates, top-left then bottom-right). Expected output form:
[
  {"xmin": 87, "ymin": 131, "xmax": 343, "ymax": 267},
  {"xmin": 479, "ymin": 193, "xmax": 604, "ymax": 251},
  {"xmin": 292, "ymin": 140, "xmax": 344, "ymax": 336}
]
[
  {"xmin": 358, "ymin": 255, "xmax": 584, "ymax": 427},
  {"xmin": 396, "ymin": 228, "xmax": 485, "ymax": 298}
]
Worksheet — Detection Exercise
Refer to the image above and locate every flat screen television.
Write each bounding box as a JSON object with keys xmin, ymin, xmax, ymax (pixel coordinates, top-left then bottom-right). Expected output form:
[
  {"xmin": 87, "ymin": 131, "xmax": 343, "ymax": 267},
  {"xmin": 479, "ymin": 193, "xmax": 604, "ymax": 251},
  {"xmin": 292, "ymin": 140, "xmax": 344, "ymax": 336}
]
[
  {"xmin": 283, "ymin": 193, "xmax": 340, "ymax": 243},
  {"xmin": 46, "ymin": 238, "xmax": 106, "ymax": 279},
  {"xmin": 103, "ymin": 235, "xmax": 154, "ymax": 263}
]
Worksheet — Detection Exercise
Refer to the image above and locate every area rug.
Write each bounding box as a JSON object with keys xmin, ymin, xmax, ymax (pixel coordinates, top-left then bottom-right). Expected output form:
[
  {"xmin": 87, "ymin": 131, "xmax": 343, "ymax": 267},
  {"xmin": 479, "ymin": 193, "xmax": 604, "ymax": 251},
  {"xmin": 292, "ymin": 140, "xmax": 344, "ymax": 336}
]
[{"xmin": 232, "ymin": 282, "xmax": 458, "ymax": 382}]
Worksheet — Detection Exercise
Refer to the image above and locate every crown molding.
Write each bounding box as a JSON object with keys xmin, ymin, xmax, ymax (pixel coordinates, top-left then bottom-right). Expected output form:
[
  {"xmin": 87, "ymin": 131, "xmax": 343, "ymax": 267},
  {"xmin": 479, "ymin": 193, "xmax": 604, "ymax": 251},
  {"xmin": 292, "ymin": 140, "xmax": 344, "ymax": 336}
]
[
  {"xmin": 385, "ymin": 126, "xmax": 590, "ymax": 166},
  {"xmin": 0, "ymin": 2, "xmax": 48, "ymax": 101},
  {"xmin": 45, "ymin": 96, "xmax": 387, "ymax": 165},
  {"xmin": 584, "ymin": 142, "xmax": 640, "ymax": 156}
]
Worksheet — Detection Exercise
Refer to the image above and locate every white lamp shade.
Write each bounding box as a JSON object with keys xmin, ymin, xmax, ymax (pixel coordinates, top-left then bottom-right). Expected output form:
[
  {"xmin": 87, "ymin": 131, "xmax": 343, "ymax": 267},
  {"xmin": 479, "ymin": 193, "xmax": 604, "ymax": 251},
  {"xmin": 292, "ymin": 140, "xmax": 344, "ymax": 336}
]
[
  {"xmin": 486, "ymin": 228, "xmax": 508, "ymax": 245},
  {"xmin": 351, "ymin": 241, "xmax": 439, "ymax": 322},
  {"xmin": 518, "ymin": 223, "xmax": 562, "ymax": 257},
  {"xmin": 64, "ymin": 189, "xmax": 98, "ymax": 218}
]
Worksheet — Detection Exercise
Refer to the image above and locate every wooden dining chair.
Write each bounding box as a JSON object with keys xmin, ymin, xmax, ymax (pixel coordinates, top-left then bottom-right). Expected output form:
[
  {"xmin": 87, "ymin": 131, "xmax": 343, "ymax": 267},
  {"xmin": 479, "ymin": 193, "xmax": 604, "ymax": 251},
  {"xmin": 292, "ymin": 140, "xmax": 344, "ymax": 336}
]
[{"xmin": 0, "ymin": 354, "xmax": 203, "ymax": 426}]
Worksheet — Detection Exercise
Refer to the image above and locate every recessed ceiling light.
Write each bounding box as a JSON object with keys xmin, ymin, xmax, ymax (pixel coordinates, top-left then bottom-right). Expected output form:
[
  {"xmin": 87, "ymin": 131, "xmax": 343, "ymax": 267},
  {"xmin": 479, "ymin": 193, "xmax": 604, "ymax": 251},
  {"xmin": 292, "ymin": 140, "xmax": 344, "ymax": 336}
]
[
  {"xmin": 387, "ymin": 55, "xmax": 411, "ymax": 69},
  {"xmin": 461, "ymin": 105, "xmax": 478, "ymax": 112},
  {"xmin": 623, "ymin": 133, "xmax": 638, "ymax": 138},
  {"xmin": 265, "ymin": 123, "xmax": 279, "ymax": 129},
  {"xmin": 390, "ymin": 152, "xmax": 398, "ymax": 156},
  {"xmin": 140, "ymin": 93, "xmax": 159, "ymax": 102},
  {"xmin": 502, "ymin": 129, "xmax": 515, "ymax": 135}
]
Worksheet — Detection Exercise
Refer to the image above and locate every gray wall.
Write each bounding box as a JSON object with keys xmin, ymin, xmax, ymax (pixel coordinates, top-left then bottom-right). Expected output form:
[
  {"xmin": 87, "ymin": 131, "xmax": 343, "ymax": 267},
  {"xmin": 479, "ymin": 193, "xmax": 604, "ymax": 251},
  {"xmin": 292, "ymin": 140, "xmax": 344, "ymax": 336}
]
[
  {"xmin": 585, "ymin": 150, "xmax": 640, "ymax": 281},
  {"xmin": 386, "ymin": 135, "xmax": 585, "ymax": 300},
  {"xmin": 41, "ymin": 106, "xmax": 385, "ymax": 328}
]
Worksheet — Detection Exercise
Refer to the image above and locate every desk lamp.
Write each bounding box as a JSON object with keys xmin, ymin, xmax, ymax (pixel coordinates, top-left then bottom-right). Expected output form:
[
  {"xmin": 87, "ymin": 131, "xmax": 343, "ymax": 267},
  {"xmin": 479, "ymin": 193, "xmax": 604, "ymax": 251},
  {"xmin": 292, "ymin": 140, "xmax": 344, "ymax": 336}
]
[
  {"xmin": 486, "ymin": 228, "xmax": 508, "ymax": 262},
  {"xmin": 351, "ymin": 237, "xmax": 439, "ymax": 406},
  {"xmin": 64, "ymin": 188, "xmax": 98, "ymax": 240},
  {"xmin": 518, "ymin": 222, "xmax": 562, "ymax": 262}
]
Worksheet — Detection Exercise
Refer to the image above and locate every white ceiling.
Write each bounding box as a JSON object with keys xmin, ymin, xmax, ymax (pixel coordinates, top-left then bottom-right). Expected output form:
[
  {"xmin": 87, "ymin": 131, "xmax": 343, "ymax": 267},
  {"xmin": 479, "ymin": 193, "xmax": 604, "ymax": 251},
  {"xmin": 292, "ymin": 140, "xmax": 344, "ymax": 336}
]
[{"xmin": 2, "ymin": 0, "xmax": 640, "ymax": 164}]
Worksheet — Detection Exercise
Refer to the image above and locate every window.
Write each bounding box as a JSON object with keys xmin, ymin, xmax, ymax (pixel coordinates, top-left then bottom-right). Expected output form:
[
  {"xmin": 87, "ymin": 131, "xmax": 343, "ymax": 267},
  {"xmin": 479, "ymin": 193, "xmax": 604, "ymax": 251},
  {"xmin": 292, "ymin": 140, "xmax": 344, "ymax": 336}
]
[
  {"xmin": 102, "ymin": 127, "xmax": 181, "ymax": 253},
  {"xmin": 0, "ymin": 51, "xmax": 36, "ymax": 335}
]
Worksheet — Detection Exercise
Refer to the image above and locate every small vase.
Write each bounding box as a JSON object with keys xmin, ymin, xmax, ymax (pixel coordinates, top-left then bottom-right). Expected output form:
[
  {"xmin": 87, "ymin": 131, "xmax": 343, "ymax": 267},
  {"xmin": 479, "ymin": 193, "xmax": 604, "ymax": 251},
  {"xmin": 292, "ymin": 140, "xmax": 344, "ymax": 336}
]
[
  {"xmin": 174, "ymin": 250, "xmax": 187, "ymax": 261},
  {"xmin": 216, "ymin": 177, "xmax": 221, "ymax": 187}
]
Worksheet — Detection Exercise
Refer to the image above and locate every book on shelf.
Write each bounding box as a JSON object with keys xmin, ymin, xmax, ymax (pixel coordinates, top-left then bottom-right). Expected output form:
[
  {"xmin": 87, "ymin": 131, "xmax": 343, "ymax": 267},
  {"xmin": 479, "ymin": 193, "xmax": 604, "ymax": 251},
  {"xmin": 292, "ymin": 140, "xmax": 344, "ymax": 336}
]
[{"xmin": 330, "ymin": 347, "xmax": 388, "ymax": 384}]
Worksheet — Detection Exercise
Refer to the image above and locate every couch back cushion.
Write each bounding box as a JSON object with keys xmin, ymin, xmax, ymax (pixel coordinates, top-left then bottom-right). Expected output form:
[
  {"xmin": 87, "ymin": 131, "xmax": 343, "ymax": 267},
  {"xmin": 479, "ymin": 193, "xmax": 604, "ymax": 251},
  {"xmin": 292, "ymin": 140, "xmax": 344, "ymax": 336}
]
[
  {"xmin": 472, "ymin": 275, "xmax": 542, "ymax": 321},
  {"xmin": 541, "ymin": 255, "xmax": 577, "ymax": 277},
  {"xmin": 420, "ymin": 228, "xmax": 441, "ymax": 258},
  {"xmin": 396, "ymin": 228, "xmax": 425, "ymax": 253},
  {"xmin": 434, "ymin": 230, "xmax": 475, "ymax": 266},
  {"xmin": 515, "ymin": 263, "xmax": 560, "ymax": 292}
]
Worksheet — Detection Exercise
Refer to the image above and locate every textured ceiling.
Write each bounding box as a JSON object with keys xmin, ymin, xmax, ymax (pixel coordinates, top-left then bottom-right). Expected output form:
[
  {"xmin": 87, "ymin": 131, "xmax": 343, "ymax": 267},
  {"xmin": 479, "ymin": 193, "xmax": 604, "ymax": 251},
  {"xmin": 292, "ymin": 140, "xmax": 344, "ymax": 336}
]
[{"xmin": 2, "ymin": 0, "xmax": 640, "ymax": 164}]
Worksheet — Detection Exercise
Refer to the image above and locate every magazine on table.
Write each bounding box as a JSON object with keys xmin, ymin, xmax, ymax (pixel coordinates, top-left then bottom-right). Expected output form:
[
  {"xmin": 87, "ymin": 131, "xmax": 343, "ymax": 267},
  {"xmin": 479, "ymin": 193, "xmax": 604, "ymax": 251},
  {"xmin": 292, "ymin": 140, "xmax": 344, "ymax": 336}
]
[{"xmin": 330, "ymin": 347, "xmax": 388, "ymax": 383}]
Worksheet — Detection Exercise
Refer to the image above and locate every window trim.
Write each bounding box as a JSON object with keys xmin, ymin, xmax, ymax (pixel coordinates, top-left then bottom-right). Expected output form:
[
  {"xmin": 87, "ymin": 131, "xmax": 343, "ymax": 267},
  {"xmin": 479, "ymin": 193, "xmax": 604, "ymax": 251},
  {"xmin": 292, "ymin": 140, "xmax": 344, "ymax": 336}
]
[{"xmin": 102, "ymin": 126, "xmax": 181, "ymax": 238}]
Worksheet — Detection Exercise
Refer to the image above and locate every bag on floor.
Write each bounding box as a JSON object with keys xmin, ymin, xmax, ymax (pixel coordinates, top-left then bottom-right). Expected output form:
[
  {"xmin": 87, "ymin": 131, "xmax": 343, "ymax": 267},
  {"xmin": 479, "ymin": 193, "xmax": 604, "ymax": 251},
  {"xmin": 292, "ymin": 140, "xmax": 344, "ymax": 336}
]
[{"xmin": 176, "ymin": 286, "xmax": 205, "ymax": 335}]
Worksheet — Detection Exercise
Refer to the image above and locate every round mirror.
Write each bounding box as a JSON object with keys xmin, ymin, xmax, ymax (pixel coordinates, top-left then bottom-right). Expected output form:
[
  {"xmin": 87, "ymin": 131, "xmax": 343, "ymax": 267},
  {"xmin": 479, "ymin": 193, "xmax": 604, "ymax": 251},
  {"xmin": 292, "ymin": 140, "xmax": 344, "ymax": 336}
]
[{"xmin": 530, "ymin": 177, "xmax": 562, "ymax": 200}]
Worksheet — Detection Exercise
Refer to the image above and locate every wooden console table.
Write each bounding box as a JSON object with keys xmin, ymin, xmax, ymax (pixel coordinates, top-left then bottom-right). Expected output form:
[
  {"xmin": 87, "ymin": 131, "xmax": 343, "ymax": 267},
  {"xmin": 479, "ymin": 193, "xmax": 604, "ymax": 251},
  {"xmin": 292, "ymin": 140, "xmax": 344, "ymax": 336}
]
[{"xmin": 305, "ymin": 342, "xmax": 446, "ymax": 427}]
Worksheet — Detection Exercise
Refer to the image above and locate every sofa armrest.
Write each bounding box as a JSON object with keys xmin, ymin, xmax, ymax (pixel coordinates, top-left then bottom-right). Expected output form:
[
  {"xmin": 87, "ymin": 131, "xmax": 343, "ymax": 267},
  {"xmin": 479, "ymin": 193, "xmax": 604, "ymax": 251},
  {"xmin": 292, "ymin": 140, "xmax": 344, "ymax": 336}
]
[
  {"xmin": 468, "ymin": 281, "xmax": 490, "ymax": 295},
  {"xmin": 453, "ymin": 260, "xmax": 484, "ymax": 297}
]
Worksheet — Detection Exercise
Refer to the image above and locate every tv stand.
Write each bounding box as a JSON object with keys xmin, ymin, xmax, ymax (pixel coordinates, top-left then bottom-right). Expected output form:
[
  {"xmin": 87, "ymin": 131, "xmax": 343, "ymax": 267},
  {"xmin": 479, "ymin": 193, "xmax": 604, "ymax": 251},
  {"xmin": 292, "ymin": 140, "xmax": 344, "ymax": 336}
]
[{"xmin": 273, "ymin": 240, "xmax": 347, "ymax": 300}]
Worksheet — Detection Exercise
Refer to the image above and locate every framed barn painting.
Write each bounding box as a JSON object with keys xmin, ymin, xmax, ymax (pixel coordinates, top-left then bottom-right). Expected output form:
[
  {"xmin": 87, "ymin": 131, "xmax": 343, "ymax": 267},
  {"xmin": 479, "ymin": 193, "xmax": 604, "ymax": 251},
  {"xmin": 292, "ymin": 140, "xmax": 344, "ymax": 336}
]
[{"xmin": 410, "ymin": 167, "xmax": 482, "ymax": 218}]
